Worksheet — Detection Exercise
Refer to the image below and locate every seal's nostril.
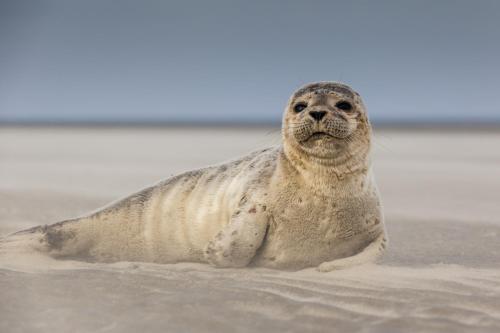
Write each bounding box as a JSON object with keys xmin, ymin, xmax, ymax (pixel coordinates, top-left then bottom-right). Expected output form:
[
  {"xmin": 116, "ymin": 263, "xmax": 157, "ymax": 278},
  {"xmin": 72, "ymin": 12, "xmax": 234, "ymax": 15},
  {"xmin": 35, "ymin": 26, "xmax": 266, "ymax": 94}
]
[{"xmin": 309, "ymin": 111, "xmax": 327, "ymax": 121}]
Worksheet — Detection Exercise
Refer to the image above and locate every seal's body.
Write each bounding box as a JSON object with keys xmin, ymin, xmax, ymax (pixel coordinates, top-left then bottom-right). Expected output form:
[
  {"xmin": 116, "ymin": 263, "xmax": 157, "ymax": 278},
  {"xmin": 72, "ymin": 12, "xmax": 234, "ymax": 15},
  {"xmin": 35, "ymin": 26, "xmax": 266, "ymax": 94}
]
[{"xmin": 5, "ymin": 82, "xmax": 387, "ymax": 271}]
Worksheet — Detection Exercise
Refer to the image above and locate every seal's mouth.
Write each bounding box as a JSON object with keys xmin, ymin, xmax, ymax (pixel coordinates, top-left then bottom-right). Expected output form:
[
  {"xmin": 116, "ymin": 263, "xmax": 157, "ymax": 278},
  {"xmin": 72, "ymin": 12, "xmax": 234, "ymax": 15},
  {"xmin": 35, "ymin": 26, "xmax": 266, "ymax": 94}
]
[{"xmin": 307, "ymin": 132, "xmax": 334, "ymax": 140}]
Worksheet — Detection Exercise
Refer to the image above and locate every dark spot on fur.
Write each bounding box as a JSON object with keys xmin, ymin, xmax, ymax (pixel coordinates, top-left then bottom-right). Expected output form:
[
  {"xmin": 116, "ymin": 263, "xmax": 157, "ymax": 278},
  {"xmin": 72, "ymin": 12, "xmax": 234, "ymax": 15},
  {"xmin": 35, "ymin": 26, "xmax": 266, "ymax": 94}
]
[
  {"xmin": 231, "ymin": 241, "xmax": 236, "ymax": 246},
  {"xmin": 250, "ymin": 244, "xmax": 254, "ymax": 248},
  {"xmin": 374, "ymin": 218, "xmax": 380, "ymax": 225},
  {"xmin": 45, "ymin": 227, "xmax": 74, "ymax": 250},
  {"xmin": 223, "ymin": 251, "xmax": 229, "ymax": 257},
  {"xmin": 298, "ymin": 197, "xmax": 302, "ymax": 203},
  {"xmin": 262, "ymin": 205, "xmax": 267, "ymax": 211},
  {"xmin": 231, "ymin": 230, "xmax": 238, "ymax": 236},
  {"xmin": 248, "ymin": 207, "xmax": 257, "ymax": 214}
]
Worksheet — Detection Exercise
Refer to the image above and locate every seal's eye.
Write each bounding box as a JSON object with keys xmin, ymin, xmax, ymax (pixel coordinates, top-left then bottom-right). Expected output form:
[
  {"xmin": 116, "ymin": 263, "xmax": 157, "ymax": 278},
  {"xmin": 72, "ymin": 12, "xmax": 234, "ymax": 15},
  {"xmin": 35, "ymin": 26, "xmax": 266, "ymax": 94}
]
[
  {"xmin": 335, "ymin": 101, "xmax": 353, "ymax": 112},
  {"xmin": 293, "ymin": 103, "xmax": 307, "ymax": 113}
]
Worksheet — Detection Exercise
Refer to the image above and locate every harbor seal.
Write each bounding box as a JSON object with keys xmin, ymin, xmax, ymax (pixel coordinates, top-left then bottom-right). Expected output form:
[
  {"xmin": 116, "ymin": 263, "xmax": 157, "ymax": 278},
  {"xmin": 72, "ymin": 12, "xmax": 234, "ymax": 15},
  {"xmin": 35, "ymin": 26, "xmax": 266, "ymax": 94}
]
[{"xmin": 5, "ymin": 82, "xmax": 387, "ymax": 271}]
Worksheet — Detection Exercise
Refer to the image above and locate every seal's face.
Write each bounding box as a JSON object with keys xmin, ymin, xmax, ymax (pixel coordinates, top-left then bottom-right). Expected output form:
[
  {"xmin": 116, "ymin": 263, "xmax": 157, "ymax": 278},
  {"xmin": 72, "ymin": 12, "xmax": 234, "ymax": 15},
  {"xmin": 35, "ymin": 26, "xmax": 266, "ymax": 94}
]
[{"xmin": 283, "ymin": 82, "xmax": 371, "ymax": 160}]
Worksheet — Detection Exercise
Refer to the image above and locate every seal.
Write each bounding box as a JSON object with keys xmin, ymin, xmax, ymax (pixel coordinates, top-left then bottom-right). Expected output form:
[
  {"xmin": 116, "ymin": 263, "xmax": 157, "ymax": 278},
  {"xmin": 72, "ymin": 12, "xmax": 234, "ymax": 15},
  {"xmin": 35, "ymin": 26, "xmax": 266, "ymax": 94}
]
[{"xmin": 4, "ymin": 82, "xmax": 387, "ymax": 271}]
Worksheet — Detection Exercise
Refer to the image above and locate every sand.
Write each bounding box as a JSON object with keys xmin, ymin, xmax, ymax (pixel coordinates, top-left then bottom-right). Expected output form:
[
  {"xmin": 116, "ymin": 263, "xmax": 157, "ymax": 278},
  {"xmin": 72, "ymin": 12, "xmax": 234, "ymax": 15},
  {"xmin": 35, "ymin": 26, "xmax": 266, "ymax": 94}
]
[{"xmin": 1, "ymin": 127, "xmax": 499, "ymax": 332}]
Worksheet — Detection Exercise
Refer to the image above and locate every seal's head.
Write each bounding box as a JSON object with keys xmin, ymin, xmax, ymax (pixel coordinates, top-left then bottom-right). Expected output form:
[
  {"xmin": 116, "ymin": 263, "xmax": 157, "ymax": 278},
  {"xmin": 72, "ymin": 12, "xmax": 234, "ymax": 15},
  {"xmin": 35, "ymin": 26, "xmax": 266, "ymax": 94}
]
[{"xmin": 283, "ymin": 82, "xmax": 371, "ymax": 167}]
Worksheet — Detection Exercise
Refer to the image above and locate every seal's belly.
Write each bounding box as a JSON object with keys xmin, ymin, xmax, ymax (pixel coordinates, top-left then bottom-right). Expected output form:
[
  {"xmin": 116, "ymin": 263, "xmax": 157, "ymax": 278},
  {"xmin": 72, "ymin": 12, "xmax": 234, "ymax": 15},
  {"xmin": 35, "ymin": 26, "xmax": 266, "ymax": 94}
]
[{"xmin": 253, "ymin": 195, "xmax": 383, "ymax": 270}]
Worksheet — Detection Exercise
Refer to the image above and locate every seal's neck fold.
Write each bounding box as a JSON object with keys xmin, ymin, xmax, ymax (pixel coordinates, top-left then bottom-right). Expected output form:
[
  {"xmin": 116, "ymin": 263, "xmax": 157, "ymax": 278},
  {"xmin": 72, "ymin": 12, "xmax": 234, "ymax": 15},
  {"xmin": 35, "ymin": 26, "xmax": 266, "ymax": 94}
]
[{"xmin": 282, "ymin": 141, "xmax": 371, "ymax": 193}]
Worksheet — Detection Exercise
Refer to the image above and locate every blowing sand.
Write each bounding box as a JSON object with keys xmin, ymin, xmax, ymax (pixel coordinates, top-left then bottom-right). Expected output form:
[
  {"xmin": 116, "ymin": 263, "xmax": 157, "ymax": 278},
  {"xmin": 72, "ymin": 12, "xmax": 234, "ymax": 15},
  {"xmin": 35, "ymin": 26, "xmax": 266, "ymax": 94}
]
[{"xmin": 1, "ymin": 127, "xmax": 499, "ymax": 332}]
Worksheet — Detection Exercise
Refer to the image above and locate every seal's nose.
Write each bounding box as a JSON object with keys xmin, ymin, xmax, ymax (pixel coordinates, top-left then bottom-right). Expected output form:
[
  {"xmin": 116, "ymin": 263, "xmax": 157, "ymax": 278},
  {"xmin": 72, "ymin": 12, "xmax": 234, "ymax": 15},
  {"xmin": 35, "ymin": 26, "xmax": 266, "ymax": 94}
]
[{"xmin": 309, "ymin": 111, "xmax": 327, "ymax": 121}]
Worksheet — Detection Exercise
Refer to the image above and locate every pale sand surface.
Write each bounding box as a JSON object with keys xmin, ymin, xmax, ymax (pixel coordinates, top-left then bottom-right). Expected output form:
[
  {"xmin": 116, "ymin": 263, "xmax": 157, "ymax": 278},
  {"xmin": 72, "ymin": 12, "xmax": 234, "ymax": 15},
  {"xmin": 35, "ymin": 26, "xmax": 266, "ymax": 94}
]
[{"xmin": 1, "ymin": 127, "xmax": 499, "ymax": 332}]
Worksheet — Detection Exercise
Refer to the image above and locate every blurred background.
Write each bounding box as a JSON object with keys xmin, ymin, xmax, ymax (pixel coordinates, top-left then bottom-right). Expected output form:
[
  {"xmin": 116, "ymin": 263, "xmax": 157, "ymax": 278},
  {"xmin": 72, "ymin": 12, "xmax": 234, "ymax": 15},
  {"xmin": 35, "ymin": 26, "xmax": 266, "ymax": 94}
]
[{"xmin": 1, "ymin": 0, "xmax": 499, "ymax": 125}]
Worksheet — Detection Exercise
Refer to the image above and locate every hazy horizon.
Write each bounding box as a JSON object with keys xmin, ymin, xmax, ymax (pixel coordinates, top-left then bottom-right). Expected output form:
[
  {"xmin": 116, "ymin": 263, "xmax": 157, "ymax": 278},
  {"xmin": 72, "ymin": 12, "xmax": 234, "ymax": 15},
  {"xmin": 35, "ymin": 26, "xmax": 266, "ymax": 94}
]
[{"xmin": 1, "ymin": 0, "xmax": 500, "ymax": 124}]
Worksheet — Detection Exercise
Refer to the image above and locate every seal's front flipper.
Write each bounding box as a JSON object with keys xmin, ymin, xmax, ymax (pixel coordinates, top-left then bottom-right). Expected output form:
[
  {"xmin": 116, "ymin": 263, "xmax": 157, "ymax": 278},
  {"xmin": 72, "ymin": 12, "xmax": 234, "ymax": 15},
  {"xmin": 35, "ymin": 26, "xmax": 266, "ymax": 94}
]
[
  {"xmin": 317, "ymin": 232, "xmax": 388, "ymax": 272},
  {"xmin": 205, "ymin": 202, "xmax": 269, "ymax": 268}
]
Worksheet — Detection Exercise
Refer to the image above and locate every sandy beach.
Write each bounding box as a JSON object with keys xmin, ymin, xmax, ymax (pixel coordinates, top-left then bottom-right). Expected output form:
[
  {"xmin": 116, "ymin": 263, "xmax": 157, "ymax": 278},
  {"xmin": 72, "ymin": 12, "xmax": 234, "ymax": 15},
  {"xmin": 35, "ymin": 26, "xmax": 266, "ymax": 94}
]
[{"xmin": 1, "ymin": 126, "xmax": 499, "ymax": 332}]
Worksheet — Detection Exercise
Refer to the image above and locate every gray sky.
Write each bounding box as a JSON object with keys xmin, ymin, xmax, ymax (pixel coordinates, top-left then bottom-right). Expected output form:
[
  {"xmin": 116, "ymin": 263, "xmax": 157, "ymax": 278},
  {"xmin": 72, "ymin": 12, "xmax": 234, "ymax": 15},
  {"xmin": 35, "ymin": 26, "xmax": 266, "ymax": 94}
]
[{"xmin": 1, "ymin": 0, "xmax": 499, "ymax": 123}]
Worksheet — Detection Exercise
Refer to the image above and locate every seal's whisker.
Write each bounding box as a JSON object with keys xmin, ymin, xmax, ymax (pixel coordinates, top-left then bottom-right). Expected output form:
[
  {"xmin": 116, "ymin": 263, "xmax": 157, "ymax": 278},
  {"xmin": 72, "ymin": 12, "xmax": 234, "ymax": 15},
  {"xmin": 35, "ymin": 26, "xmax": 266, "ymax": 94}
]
[{"xmin": 371, "ymin": 132, "xmax": 394, "ymax": 153}]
